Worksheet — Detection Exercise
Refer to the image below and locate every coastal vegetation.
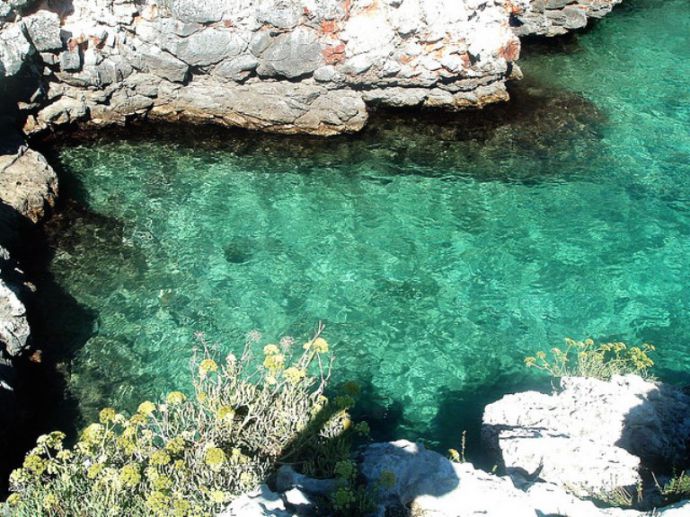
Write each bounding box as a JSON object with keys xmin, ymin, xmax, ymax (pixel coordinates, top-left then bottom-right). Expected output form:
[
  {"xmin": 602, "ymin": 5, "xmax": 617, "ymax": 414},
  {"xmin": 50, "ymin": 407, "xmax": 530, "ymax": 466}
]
[
  {"xmin": 524, "ymin": 338, "xmax": 655, "ymax": 380},
  {"xmin": 6, "ymin": 332, "xmax": 371, "ymax": 516}
]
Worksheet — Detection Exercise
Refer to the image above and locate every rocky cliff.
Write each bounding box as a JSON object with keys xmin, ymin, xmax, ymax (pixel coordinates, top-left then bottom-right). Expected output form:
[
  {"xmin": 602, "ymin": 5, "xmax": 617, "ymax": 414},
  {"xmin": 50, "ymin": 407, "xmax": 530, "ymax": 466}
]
[
  {"xmin": 513, "ymin": 0, "xmax": 623, "ymax": 37},
  {"xmin": 0, "ymin": 0, "xmax": 622, "ymax": 138}
]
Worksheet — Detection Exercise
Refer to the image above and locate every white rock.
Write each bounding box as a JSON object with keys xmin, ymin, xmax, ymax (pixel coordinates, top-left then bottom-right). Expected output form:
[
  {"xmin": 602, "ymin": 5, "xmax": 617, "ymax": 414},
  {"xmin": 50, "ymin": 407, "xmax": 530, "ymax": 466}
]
[
  {"xmin": 0, "ymin": 279, "xmax": 29, "ymax": 357},
  {"xmin": 219, "ymin": 484, "xmax": 293, "ymax": 517},
  {"xmin": 483, "ymin": 375, "xmax": 690, "ymax": 497},
  {"xmin": 361, "ymin": 440, "xmax": 536, "ymax": 516}
]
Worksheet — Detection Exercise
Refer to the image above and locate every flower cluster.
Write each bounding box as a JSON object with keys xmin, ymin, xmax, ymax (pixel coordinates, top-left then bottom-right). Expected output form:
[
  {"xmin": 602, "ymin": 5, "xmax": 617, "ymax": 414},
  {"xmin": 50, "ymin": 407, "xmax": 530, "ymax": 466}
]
[
  {"xmin": 525, "ymin": 338, "xmax": 656, "ymax": 380},
  {"xmin": 8, "ymin": 332, "xmax": 368, "ymax": 516}
]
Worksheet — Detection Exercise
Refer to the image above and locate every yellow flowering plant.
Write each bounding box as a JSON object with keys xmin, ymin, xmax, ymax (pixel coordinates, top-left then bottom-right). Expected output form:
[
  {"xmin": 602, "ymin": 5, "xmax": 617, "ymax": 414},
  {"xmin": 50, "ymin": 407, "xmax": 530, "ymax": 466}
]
[
  {"xmin": 524, "ymin": 338, "xmax": 655, "ymax": 380},
  {"xmin": 8, "ymin": 329, "xmax": 369, "ymax": 516}
]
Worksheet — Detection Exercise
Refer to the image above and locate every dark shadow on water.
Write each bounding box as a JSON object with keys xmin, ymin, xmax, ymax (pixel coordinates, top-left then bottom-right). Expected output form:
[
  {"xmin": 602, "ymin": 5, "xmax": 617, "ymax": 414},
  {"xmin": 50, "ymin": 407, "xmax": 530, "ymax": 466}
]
[
  {"xmin": 38, "ymin": 68, "xmax": 608, "ymax": 187},
  {"xmin": 0, "ymin": 200, "xmax": 93, "ymax": 496},
  {"xmin": 427, "ymin": 374, "xmax": 551, "ymax": 470},
  {"xmin": 343, "ymin": 376, "xmax": 406, "ymax": 445}
]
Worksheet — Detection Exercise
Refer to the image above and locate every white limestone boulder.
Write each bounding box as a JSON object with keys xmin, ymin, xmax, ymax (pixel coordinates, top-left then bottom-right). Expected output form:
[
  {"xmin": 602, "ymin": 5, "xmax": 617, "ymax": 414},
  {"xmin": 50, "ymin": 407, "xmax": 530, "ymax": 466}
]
[{"xmin": 482, "ymin": 375, "xmax": 690, "ymax": 497}]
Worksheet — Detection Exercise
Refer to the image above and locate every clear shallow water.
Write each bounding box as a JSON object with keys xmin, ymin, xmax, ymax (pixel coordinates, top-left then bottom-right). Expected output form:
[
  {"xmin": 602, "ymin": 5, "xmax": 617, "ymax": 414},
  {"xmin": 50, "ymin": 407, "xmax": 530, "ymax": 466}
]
[{"xmin": 42, "ymin": 0, "xmax": 689, "ymax": 453}]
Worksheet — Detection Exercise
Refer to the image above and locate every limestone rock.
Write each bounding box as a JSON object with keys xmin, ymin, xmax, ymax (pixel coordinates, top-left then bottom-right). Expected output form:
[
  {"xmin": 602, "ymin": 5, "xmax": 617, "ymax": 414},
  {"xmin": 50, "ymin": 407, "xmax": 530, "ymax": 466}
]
[
  {"xmin": 165, "ymin": 0, "xmax": 230, "ymax": 24},
  {"xmin": 0, "ymin": 146, "xmax": 58, "ymax": 223},
  {"xmin": 125, "ymin": 41, "xmax": 189, "ymax": 83},
  {"xmin": 149, "ymin": 80, "xmax": 368, "ymax": 136},
  {"xmin": 59, "ymin": 49, "xmax": 82, "ymax": 72},
  {"xmin": 2, "ymin": 0, "xmax": 629, "ymax": 135},
  {"xmin": 218, "ymin": 484, "xmax": 293, "ymax": 517},
  {"xmin": 0, "ymin": 23, "xmax": 33, "ymax": 77},
  {"xmin": 256, "ymin": 0, "xmax": 303, "ymax": 29},
  {"xmin": 482, "ymin": 375, "xmax": 690, "ymax": 497},
  {"xmin": 514, "ymin": 0, "xmax": 624, "ymax": 37},
  {"xmin": 256, "ymin": 27, "xmax": 323, "ymax": 79},
  {"xmin": 23, "ymin": 10, "xmax": 63, "ymax": 52},
  {"xmin": 275, "ymin": 465, "xmax": 341, "ymax": 496},
  {"xmin": 0, "ymin": 279, "xmax": 29, "ymax": 358},
  {"xmin": 171, "ymin": 28, "xmax": 248, "ymax": 67},
  {"xmin": 525, "ymin": 482, "xmax": 642, "ymax": 517},
  {"xmin": 361, "ymin": 440, "xmax": 537, "ymax": 516},
  {"xmin": 658, "ymin": 499, "xmax": 690, "ymax": 516}
]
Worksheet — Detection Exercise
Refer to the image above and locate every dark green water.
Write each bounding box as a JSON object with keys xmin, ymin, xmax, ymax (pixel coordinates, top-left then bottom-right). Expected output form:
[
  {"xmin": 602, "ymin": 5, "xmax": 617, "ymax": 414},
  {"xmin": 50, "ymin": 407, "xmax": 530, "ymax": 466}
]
[{"xmin": 40, "ymin": 0, "xmax": 690, "ymax": 454}]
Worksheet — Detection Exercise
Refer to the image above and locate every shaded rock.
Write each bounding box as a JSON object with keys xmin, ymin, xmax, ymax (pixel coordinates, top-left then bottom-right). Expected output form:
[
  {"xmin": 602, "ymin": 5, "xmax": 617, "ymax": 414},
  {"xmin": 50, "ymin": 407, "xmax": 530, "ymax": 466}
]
[
  {"xmin": 275, "ymin": 465, "xmax": 341, "ymax": 496},
  {"xmin": 60, "ymin": 49, "xmax": 82, "ymax": 72},
  {"xmin": 31, "ymin": 96, "xmax": 88, "ymax": 132},
  {"xmin": 482, "ymin": 375, "xmax": 690, "ymax": 497},
  {"xmin": 214, "ymin": 56, "xmax": 259, "ymax": 81},
  {"xmin": 659, "ymin": 499, "xmax": 690, "ymax": 516}
]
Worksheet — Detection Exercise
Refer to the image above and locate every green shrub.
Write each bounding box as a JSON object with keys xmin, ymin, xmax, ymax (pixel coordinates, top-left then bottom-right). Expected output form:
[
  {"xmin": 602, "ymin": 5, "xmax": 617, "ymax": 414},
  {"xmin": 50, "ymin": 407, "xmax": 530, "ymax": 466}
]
[
  {"xmin": 660, "ymin": 471, "xmax": 690, "ymax": 504},
  {"xmin": 524, "ymin": 338, "xmax": 655, "ymax": 380},
  {"xmin": 7, "ymin": 332, "xmax": 368, "ymax": 516}
]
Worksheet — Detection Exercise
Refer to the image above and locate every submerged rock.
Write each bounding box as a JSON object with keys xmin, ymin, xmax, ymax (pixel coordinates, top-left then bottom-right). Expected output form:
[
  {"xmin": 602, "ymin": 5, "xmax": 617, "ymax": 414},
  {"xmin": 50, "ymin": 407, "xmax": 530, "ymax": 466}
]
[{"xmin": 482, "ymin": 375, "xmax": 690, "ymax": 497}]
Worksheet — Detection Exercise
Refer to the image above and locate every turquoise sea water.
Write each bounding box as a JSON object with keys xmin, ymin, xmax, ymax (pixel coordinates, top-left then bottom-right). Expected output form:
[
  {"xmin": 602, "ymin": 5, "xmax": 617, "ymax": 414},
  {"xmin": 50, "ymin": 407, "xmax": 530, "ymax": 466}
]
[{"xmin": 42, "ymin": 0, "xmax": 689, "ymax": 453}]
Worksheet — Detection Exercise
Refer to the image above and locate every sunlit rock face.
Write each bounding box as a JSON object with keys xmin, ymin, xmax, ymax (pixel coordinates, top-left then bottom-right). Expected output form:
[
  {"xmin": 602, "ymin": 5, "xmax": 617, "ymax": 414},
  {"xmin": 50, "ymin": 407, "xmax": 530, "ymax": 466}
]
[
  {"xmin": 4, "ymin": 0, "xmax": 526, "ymax": 136},
  {"xmin": 511, "ymin": 0, "xmax": 624, "ymax": 37},
  {"xmin": 0, "ymin": 0, "xmax": 626, "ymax": 136},
  {"xmin": 483, "ymin": 375, "xmax": 690, "ymax": 498}
]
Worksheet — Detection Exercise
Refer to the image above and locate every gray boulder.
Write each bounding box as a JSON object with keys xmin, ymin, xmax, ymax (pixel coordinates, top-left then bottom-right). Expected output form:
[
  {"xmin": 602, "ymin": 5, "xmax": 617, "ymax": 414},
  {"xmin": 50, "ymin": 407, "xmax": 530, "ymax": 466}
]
[
  {"xmin": 165, "ymin": 0, "xmax": 229, "ymax": 24},
  {"xmin": 23, "ymin": 10, "xmax": 63, "ymax": 52},
  {"xmin": 0, "ymin": 279, "xmax": 29, "ymax": 358},
  {"xmin": 213, "ymin": 55, "xmax": 259, "ymax": 81},
  {"xmin": 219, "ymin": 484, "xmax": 293, "ymax": 517},
  {"xmin": 59, "ymin": 49, "xmax": 82, "ymax": 72},
  {"xmin": 483, "ymin": 375, "xmax": 690, "ymax": 497},
  {"xmin": 0, "ymin": 146, "xmax": 58, "ymax": 223},
  {"xmin": 257, "ymin": 27, "xmax": 323, "ymax": 79},
  {"xmin": 126, "ymin": 41, "xmax": 189, "ymax": 83},
  {"xmin": 256, "ymin": 0, "xmax": 303, "ymax": 29},
  {"xmin": 0, "ymin": 23, "xmax": 33, "ymax": 77},
  {"xmin": 172, "ymin": 28, "xmax": 247, "ymax": 67},
  {"xmin": 513, "ymin": 0, "xmax": 624, "ymax": 37},
  {"xmin": 361, "ymin": 440, "xmax": 537, "ymax": 516}
]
